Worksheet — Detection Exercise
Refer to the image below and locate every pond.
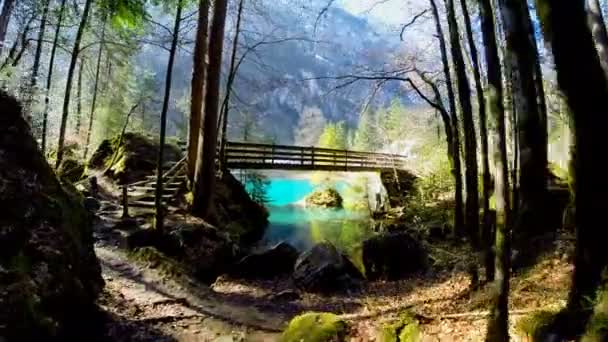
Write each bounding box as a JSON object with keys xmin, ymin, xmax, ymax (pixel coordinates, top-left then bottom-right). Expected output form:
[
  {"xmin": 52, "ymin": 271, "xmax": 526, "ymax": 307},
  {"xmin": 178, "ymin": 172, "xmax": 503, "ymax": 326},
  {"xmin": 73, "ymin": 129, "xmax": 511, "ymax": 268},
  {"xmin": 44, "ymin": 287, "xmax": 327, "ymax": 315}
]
[{"xmin": 245, "ymin": 173, "xmax": 377, "ymax": 269}]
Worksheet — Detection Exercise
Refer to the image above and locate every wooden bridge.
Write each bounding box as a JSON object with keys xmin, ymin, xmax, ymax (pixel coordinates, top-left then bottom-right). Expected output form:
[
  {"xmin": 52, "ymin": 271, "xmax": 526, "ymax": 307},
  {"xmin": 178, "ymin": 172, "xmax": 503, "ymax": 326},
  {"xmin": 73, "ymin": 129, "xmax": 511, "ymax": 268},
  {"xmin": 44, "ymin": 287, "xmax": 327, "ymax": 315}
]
[
  {"xmin": 222, "ymin": 141, "xmax": 409, "ymax": 172},
  {"xmin": 126, "ymin": 141, "xmax": 408, "ymax": 209}
]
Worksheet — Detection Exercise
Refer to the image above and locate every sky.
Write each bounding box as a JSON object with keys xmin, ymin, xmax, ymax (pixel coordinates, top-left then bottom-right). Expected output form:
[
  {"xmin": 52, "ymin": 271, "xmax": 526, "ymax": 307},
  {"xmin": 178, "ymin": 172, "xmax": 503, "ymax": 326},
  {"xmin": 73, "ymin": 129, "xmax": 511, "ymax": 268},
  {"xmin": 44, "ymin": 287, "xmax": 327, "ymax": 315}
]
[{"xmin": 338, "ymin": 0, "xmax": 425, "ymax": 27}]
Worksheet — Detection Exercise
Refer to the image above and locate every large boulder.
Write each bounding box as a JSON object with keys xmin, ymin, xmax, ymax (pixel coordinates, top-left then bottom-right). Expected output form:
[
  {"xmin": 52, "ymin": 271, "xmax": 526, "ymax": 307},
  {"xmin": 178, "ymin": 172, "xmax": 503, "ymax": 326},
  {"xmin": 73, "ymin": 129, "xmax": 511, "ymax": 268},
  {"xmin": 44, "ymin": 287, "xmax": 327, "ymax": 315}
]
[
  {"xmin": 211, "ymin": 171, "xmax": 269, "ymax": 244},
  {"xmin": 233, "ymin": 242, "xmax": 299, "ymax": 279},
  {"xmin": 88, "ymin": 133, "xmax": 181, "ymax": 184},
  {"xmin": 362, "ymin": 232, "xmax": 427, "ymax": 280},
  {"xmin": 0, "ymin": 92, "xmax": 103, "ymax": 339},
  {"xmin": 305, "ymin": 187, "xmax": 343, "ymax": 208},
  {"xmin": 293, "ymin": 242, "xmax": 364, "ymax": 293},
  {"xmin": 380, "ymin": 170, "xmax": 417, "ymax": 208},
  {"xmin": 125, "ymin": 221, "xmax": 236, "ymax": 283},
  {"xmin": 280, "ymin": 312, "xmax": 347, "ymax": 342}
]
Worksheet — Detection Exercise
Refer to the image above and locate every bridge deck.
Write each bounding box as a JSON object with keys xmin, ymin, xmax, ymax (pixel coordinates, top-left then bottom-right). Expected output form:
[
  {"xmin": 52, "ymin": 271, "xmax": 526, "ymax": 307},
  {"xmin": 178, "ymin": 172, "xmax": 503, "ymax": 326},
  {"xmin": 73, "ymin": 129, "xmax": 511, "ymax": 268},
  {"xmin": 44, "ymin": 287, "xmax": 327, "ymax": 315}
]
[{"xmin": 223, "ymin": 141, "xmax": 408, "ymax": 172}]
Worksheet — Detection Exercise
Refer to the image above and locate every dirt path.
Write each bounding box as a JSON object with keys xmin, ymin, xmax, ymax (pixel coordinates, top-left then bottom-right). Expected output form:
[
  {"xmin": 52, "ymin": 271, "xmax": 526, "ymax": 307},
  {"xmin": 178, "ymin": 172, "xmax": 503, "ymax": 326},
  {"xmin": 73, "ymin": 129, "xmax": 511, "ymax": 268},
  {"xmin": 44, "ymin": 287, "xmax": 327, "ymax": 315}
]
[
  {"xmin": 96, "ymin": 244, "xmax": 282, "ymax": 342},
  {"xmin": 92, "ymin": 203, "xmax": 573, "ymax": 341}
]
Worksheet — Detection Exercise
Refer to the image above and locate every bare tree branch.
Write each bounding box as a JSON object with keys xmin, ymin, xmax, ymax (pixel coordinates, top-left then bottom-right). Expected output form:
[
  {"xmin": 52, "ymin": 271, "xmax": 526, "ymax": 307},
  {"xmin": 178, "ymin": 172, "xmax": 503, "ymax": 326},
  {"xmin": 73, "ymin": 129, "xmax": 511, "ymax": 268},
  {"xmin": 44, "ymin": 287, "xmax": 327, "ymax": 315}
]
[
  {"xmin": 400, "ymin": 9, "xmax": 429, "ymax": 41},
  {"xmin": 314, "ymin": 0, "xmax": 335, "ymax": 35}
]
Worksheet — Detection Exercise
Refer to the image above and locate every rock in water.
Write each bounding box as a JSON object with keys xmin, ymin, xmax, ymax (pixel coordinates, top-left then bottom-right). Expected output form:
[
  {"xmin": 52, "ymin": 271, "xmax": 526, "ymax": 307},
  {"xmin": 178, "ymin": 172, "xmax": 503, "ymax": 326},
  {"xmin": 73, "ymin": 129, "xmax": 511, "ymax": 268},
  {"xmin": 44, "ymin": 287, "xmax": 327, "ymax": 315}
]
[
  {"xmin": 0, "ymin": 92, "xmax": 103, "ymax": 339},
  {"xmin": 293, "ymin": 242, "xmax": 363, "ymax": 293},
  {"xmin": 305, "ymin": 187, "xmax": 343, "ymax": 208},
  {"xmin": 362, "ymin": 232, "xmax": 427, "ymax": 281},
  {"xmin": 233, "ymin": 242, "xmax": 299, "ymax": 279}
]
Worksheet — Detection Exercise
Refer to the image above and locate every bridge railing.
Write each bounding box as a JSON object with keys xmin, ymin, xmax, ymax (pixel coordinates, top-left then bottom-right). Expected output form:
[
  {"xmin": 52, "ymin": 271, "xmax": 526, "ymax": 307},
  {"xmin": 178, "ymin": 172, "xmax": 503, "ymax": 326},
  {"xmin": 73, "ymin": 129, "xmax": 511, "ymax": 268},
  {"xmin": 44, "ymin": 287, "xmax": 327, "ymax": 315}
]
[{"xmin": 223, "ymin": 141, "xmax": 409, "ymax": 171}]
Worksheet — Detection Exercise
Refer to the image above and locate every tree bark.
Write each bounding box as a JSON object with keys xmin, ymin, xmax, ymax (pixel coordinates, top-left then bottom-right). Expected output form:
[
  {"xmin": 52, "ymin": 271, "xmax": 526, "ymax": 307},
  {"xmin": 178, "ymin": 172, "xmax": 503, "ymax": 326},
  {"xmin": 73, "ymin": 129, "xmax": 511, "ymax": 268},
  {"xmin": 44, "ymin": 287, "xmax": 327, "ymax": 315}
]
[
  {"xmin": 75, "ymin": 58, "xmax": 84, "ymax": 134},
  {"xmin": 587, "ymin": 0, "xmax": 608, "ymax": 78},
  {"xmin": 28, "ymin": 0, "xmax": 50, "ymax": 114},
  {"xmin": 535, "ymin": 1, "xmax": 608, "ymax": 337},
  {"xmin": 497, "ymin": 0, "xmax": 547, "ymax": 243},
  {"xmin": 477, "ymin": 0, "xmax": 512, "ymax": 339},
  {"xmin": 460, "ymin": 0, "xmax": 493, "ymax": 279},
  {"xmin": 55, "ymin": 0, "xmax": 92, "ymax": 168},
  {"xmin": 0, "ymin": 13, "xmax": 33, "ymax": 71},
  {"xmin": 187, "ymin": 0, "xmax": 209, "ymax": 183},
  {"xmin": 155, "ymin": 0, "xmax": 183, "ymax": 232},
  {"xmin": 219, "ymin": 0, "xmax": 245, "ymax": 172},
  {"xmin": 0, "ymin": 0, "xmax": 15, "ymax": 55},
  {"xmin": 192, "ymin": 0, "xmax": 229, "ymax": 220},
  {"xmin": 41, "ymin": 0, "xmax": 67, "ymax": 154},
  {"xmin": 521, "ymin": 2, "xmax": 548, "ymax": 169},
  {"xmin": 429, "ymin": 0, "xmax": 464, "ymax": 236},
  {"xmin": 82, "ymin": 20, "xmax": 106, "ymax": 160},
  {"xmin": 445, "ymin": 0, "xmax": 479, "ymax": 247}
]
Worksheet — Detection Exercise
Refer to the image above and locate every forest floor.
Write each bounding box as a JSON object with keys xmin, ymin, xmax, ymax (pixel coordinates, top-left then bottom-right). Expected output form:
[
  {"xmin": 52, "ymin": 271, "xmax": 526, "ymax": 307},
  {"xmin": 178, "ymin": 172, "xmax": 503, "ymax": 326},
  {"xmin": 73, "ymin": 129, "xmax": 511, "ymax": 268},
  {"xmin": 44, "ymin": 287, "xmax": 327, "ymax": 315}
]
[{"xmin": 93, "ymin": 209, "xmax": 574, "ymax": 341}]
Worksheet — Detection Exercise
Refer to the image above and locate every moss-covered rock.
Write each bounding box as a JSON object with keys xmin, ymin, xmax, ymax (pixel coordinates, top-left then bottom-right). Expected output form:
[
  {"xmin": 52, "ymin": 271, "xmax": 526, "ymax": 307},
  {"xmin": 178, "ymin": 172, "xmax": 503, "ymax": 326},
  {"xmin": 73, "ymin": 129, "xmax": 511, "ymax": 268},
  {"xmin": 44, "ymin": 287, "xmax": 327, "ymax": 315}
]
[
  {"xmin": 362, "ymin": 232, "xmax": 427, "ymax": 281},
  {"xmin": 233, "ymin": 242, "xmax": 299, "ymax": 279},
  {"xmin": 210, "ymin": 171, "xmax": 269, "ymax": 244},
  {"xmin": 57, "ymin": 158, "xmax": 85, "ymax": 183},
  {"xmin": 380, "ymin": 170, "xmax": 417, "ymax": 208},
  {"xmin": 582, "ymin": 280, "xmax": 608, "ymax": 341},
  {"xmin": 0, "ymin": 92, "xmax": 103, "ymax": 340},
  {"xmin": 378, "ymin": 312, "xmax": 421, "ymax": 342},
  {"xmin": 125, "ymin": 221, "xmax": 237, "ymax": 283},
  {"xmin": 293, "ymin": 242, "xmax": 364, "ymax": 293},
  {"xmin": 88, "ymin": 132, "xmax": 181, "ymax": 184},
  {"xmin": 305, "ymin": 187, "xmax": 343, "ymax": 208},
  {"xmin": 280, "ymin": 312, "xmax": 347, "ymax": 342}
]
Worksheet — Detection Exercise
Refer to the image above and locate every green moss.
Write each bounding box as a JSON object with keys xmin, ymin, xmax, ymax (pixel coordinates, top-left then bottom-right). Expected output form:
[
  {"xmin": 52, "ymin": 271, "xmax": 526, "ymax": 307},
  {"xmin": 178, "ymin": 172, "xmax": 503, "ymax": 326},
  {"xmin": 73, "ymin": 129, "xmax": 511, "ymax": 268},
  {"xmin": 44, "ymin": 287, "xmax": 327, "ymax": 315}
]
[
  {"xmin": 582, "ymin": 284, "xmax": 608, "ymax": 341},
  {"xmin": 280, "ymin": 312, "xmax": 347, "ymax": 342},
  {"xmin": 129, "ymin": 247, "xmax": 184, "ymax": 278},
  {"xmin": 185, "ymin": 191, "xmax": 194, "ymax": 206},
  {"xmin": 378, "ymin": 311, "xmax": 420, "ymax": 342},
  {"xmin": 516, "ymin": 311, "xmax": 559, "ymax": 341}
]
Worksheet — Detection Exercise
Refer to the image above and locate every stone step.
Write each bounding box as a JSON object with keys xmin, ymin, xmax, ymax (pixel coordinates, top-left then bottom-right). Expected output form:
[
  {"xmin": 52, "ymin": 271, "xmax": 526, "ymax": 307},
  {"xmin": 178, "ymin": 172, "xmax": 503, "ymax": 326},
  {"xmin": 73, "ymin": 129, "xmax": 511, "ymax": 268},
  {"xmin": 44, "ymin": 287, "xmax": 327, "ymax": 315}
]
[
  {"xmin": 128, "ymin": 200, "xmax": 169, "ymax": 208},
  {"xmin": 141, "ymin": 183, "xmax": 185, "ymax": 189},
  {"xmin": 130, "ymin": 193, "xmax": 174, "ymax": 200},
  {"xmin": 145, "ymin": 174, "xmax": 187, "ymax": 180},
  {"xmin": 131, "ymin": 185, "xmax": 181, "ymax": 192}
]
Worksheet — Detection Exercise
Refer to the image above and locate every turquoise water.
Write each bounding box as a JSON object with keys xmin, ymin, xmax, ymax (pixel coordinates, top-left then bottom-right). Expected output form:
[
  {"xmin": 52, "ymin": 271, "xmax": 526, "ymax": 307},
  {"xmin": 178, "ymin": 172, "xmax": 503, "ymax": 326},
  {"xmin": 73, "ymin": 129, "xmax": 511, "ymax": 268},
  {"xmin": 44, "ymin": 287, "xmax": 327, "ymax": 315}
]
[
  {"xmin": 261, "ymin": 178, "xmax": 348, "ymax": 206},
  {"xmin": 247, "ymin": 176, "xmax": 374, "ymax": 262}
]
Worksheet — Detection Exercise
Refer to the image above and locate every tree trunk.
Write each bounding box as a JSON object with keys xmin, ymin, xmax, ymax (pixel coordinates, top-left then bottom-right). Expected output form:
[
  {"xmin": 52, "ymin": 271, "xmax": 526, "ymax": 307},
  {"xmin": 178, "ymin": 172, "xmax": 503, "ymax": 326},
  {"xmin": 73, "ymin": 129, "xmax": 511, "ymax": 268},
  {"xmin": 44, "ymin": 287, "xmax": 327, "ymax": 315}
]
[
  {"xmin": 41, "ymin": 0, "xmax": 67, "ymax": 154},
  {"xmin": 82, "ymin": 20, "xmax": 106, "ymax": 160},
  {"xmin": 219, "ymin": 0, "xmax": 245, "ymax": 172},
  {"xmin": 521, "ymin": 3, "xmax": 548, "ymax": 169},
  {"xmin": 445, "ymin": 0, "xmax": 479, "ymax": 247},
  {"xmin": 460, "ymin": 0, "xmax": 493, "ymax": 279},
  {"xmin": 191, "ymin": 0, "xmax": 229, "ymax": 220},
  {"xmin": 27, "ymin": 0, "xmax": 50, "ymax": 116},
  {"xmin": 155, "ymin": 0, "xmax": 183, "ymax": 232},
  {"xmin": 497, "ymin": 0, "xmax": 547, "ymax": 243},
  {"xmin": 535, "ymin": 1, "xmax": 608, "ymax": 337},
  {"xmin": 0, "ymin": 13, "xmax": 33, "ymax": 70},
  {"xmin": 75, "ymin": 58, "xmax": 84, "ymax": 134},
  {"xmin": 429, "ymin": 0, "xmax": 464, "ymax": 236},
  {"xmin": 0, "ymin": 0, "xmax": 15, "ymax": 55},
  {"xmin": 587, "ymin": 0, "xmax": 608, "ymax": 78},
  {"xmin": 477, "ymin": 0, "xmax": 512, "ymax": 339},
  {"xmin": 187, "ymin": 0, "xmax": 209, "ymax": 183},
  {"xmin": 55, "ymin": 0, "xmax": 92, "ymax": 168}
]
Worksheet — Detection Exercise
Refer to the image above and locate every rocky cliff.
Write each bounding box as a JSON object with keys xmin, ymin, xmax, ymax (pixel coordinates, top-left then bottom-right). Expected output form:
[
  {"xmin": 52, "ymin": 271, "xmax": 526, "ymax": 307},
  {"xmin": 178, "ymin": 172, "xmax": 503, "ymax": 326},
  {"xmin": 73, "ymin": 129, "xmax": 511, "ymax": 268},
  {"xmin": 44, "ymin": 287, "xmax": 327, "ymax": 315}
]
[{"xmin": 0, "ymin": 92, "xmax": 103, "ymax": 340}]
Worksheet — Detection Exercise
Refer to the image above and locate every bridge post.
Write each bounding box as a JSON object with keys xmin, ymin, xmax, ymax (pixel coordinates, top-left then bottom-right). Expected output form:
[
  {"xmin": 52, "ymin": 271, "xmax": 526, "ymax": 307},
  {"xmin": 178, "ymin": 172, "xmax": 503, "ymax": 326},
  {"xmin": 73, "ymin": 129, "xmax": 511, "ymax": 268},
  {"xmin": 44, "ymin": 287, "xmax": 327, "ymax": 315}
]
[
  {"xmin": 271, "ymin": 143, "xmax": 275, "ymax": 165},
  {"xmin": 311, "ymin": 146, "xmax": 315, "ymax": 167},
  {"xmin": 300, "ymin": 146, "xmax": 304, "ymax": 165},
  {"xmin": 345, "ymin": 149, "xmax": 348, "ymax": 171}
]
